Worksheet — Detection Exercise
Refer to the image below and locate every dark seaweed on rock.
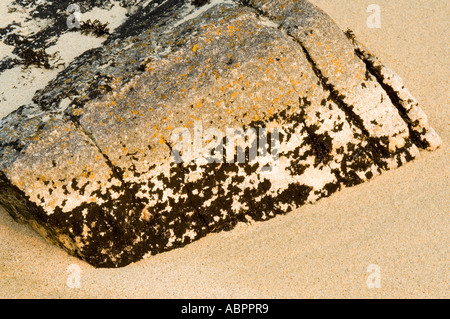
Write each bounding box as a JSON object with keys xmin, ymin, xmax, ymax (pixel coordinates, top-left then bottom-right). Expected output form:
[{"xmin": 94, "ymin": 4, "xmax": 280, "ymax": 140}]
[
  {"xmin": 344, "ymin": 29, "xmax": 357, "ymax": 45},
  {"xmin": 191, "ymin": 0, "xmax": 211, "ymax": 7}
]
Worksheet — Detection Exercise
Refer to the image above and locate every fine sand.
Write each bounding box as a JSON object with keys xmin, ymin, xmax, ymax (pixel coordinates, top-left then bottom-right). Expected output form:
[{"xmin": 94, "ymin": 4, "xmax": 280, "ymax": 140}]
[
  {"xmin": 0, "ymin": 0, "xmax": 128, "ymax": 118},
  {"xmin": 0, "ymin": 0, "xmax": 448, "ymax": 298}
]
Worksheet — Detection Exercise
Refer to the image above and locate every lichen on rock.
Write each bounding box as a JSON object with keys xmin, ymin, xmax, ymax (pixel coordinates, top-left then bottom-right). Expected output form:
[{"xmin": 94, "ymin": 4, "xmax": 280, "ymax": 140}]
[{"xmin": 0, "ymin": 0, "xmax": 442, "ymax": 267}]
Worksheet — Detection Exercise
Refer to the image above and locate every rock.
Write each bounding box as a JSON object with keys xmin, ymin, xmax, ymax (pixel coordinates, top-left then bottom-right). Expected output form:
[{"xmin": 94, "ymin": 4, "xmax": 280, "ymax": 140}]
[{"xmin": 0, "ymin": 0, "xmax": 441, "ymax": 267}]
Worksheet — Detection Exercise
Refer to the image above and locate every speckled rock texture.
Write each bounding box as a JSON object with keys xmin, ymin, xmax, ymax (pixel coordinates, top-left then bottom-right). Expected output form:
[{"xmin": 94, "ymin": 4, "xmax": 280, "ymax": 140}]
[{"xmin": 0, "ymin": 0, "xmax": 442, "ymax": 267}]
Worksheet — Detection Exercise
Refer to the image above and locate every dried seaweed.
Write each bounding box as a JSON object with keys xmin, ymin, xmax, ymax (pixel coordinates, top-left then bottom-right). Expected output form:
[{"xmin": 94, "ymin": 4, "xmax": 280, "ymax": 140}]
[
  {"xmin": 80, "ymin": 19, "xmax": 110, "ymax": 37},
  {"xmin": 15, "ymin": 47, "xmax": 65, "ymax": 70}
]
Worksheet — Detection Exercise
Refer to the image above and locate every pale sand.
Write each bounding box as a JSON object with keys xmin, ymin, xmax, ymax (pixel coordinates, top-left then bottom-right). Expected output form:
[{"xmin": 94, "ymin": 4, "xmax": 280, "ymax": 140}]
[
  {"xmin": 0, "ymin": 0, "xmax": 448, "ymax": 299},
  {"xmin": 0, "ymin": 1, "xmax": 127, "ymax": 119}
]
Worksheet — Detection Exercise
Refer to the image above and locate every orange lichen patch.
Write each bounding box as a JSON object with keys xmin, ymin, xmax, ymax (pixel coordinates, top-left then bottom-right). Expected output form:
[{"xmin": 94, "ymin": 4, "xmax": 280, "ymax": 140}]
[
  {"xmin": 111, "ymin": 76, "xmax": 122, "ymax": 90},
  {"xmin": 189, "ymin": 114, "xmax": 201, "ymax": 121},
  {"xmin": 141, "ymin": 205, "xmax": 152, "ymax": 222},
  {"xmin": 72, "ymin": 108, "xmax": 85, "ymax": 117},
  {"xmin": 212, "ymin": 70, "xmax": 220, "ymax": 80},
  {"xmin": 356, "ymin": 68, "xmax": 365, "ymax": 80},
  {"xmin": 61, "ymin": 142, "xmax": 70, "ymax": 149},
  {"xmin": 150, "ymin": 130, "xmax": 158, "ymax": 139},
  {"xmin": 290, "ymin": 79, "xmax": 302, "ymax": 87},
  {"xmin": 227, "ymin": 25, "xmax": 236, "ymax": 34},
  {"xmin": 192, "ymin": 44, "xmax": 199, "ymax": 53},
  {"xmin": 48, "ymin": 199, "xmax": 56, "ymax": 209}
]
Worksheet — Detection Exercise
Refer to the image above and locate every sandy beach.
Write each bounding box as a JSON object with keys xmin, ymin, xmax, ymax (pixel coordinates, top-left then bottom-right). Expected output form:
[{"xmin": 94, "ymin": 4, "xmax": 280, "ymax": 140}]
[{"xmin": 0, "ymin": 0, "xmax": 448, "ymax": 299}]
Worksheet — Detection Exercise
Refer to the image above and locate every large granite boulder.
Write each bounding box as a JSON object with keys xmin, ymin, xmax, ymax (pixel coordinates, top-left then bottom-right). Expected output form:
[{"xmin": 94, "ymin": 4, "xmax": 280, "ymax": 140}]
[{"xmin": 0, "ymin": 0, "xmax": 441, "ymax": 267}]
